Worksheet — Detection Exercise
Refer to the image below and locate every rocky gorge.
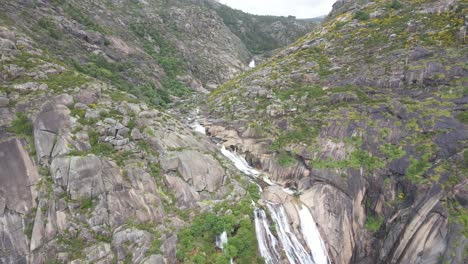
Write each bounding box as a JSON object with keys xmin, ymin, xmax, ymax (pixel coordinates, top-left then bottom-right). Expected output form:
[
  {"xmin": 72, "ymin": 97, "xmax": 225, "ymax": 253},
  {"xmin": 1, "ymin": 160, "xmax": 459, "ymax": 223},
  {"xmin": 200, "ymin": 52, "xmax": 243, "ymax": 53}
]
[{"xmin": 1, "ymin": 0, "xmax": 467, "ymax": 264}]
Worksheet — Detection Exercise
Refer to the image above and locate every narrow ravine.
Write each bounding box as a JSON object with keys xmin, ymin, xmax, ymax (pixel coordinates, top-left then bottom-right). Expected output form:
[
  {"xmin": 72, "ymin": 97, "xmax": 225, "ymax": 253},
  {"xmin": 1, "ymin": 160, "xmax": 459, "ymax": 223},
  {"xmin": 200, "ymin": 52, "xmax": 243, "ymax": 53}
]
[{"xmin": 188, "ymin": 113, "xmax": 330, "ymax": 264}]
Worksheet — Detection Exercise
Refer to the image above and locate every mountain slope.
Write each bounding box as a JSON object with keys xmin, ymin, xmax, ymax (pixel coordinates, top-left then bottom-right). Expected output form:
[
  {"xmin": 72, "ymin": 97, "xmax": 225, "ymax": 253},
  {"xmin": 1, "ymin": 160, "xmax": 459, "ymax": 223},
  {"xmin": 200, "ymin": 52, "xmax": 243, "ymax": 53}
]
[
  {"xmin": 209, "ymin": 0, "xmax": 467, "ymax": 263},
  {"xmin": 0, "ymin": 0, "xmax": 315, "ymax": 106}
]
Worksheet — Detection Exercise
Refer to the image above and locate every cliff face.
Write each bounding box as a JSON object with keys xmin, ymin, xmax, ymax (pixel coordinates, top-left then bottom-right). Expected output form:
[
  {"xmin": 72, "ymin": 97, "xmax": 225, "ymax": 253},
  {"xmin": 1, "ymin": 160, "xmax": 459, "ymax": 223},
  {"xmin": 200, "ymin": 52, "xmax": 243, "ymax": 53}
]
[{"xmin": 209, "ymin": 0, "xmax": 467, "ymax": 263}]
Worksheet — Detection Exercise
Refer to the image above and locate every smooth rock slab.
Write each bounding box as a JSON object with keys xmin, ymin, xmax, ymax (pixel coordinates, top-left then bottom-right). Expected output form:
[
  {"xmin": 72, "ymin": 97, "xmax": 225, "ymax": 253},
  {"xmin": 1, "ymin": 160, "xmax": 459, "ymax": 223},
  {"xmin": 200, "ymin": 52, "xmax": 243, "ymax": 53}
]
[
  {"xmin": 0, "ymin": 139, "xmax": 38, "ymax": 214},
  {"xmin": 160, "ymin": 150, "xmax": 224, "ymax": 192}
]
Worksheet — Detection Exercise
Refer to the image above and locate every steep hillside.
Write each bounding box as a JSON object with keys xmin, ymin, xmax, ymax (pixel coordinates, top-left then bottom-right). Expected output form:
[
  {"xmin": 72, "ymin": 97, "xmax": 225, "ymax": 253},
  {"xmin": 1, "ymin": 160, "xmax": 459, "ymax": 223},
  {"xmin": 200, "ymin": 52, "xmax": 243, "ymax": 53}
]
[
  {"xmin": 203, "ymin": 0, "xmax": 317, "ymax": 54},
  {"xmin": 209, "ymin": 0, "xmax": 467, "ymax": 263},
  {"xmin": 0, "ymin": 0, "xmax": 314, "ymax": 106}
]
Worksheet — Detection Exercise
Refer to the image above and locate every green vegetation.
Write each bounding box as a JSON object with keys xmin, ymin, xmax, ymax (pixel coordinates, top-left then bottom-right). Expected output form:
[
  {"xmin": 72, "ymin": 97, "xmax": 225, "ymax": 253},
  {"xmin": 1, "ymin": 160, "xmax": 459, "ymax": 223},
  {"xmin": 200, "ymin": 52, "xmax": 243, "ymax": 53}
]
[
  {"xmin": 57, "ymin": 232, "xmax": 87, "ymax": 260},
  {"xmin": 456, "ymin": 111, "xmax": 468, "ymax": 124},
  {"xmin": 177, "ymin": 199, "xmax": 262, "ymax": 263},
  {"xmin": 380, "ymin": 144, "xmax": 406, "ymax": 161},
  {"xmin": 365, "ymin": 214, "xmax": 383, "ymax": 232},
  {"xmin": 212, "ymin": 4, "xmax": 313, "ymax": 54},
  {"xmin": 129, "ymin": 22, "xmax": 192, "ymax": 107},
  {"xmin": 38, "ymin": 17, "xmax": 62, "ymax": 39},
  {"xmin": 312, "ymin": 147, "xmax": 384, "ymax": 171},
  {"xmin": 388, "ymin": 0, "xmax": 402, "ymax": 10},
  {"xmin": 62, "ymin": 4, "xmax": 107, "ymax": 33},
  {"xmin": 41, "ymin": 71, "xmax": 89, "ymax": 91},
  {"xmin": 354, "ymin": 10, "xmax": 370, "ymax": 21},
  {"xmin": 247, "ymin": 183, "xmax": 261, "ymax": 202},
  {"xmin": 405, "ymin": 154, "xmax": 432, "ymax": 183},
  {"xmin": 88, "ymin": 129, "xmax": 114, "ymax": 156},
  {"xmin": 277, "ymin": 151, "xmax": 296, "ymax": 167},
  {"xmin": 8, "ymin": 112, "xmax": 35, "ymax": 155}
]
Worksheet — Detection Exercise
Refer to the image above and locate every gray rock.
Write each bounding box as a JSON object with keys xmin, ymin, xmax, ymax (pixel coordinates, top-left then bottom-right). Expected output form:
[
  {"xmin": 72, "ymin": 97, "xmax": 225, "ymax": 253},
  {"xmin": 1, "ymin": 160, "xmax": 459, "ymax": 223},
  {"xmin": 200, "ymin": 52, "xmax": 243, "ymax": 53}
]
[
  {"xmin": 112, "ymin": 228, "xmax": 153, "ymax": 263},
  {"xmin": 160, "ymin": 150, "xmax": 225, "ymax": 192},
  {"xmin": 53, "ymin": 94, "xmax": 74, "ymax": 107},
  {"xmin": 0, "ymin": 212, "xmax": 29, "ymax": 264},
  {"xmin": 0, "ymin": 38, "xmax": 16, "ymax": 50},
  {"xmin": 131, "ymin": 128, "xmax": 143, "ymax": 140},
  {"xmin": 107, "ymin": 189, "xmax": 163, "ymax": 227},
  {"xmin": 143, "ymin": 255, "xmax": 164, "ymax": 264},
  {"xmin": 34, "ymin": 102, "xmax": 72, "ymax": 165},
  {"xmin": 164, "ymin": 175, "xmax": 200, "ymax": 208},
  {"xmin": 0, "ymin": 139, "xmax": 39, "ymax": 214},
  {"xmin": 84, "ymin": 242, "xmax": 113, "ymax": 263},
  {"xmin": 0, "ymin": 97, "xmax": 9, "ymax": 107},
  {"xmin": 74, "ymin": 88, "xmax": 100, "ymax": 105}
]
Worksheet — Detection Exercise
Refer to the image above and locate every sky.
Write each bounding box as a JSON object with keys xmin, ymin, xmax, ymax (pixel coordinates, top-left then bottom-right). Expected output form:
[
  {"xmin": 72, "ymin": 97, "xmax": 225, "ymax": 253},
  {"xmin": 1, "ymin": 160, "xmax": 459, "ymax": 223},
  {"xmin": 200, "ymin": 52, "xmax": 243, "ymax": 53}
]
[{"xmin": 218, "ymin": 0, "xmax": 336, "ymax": 19}]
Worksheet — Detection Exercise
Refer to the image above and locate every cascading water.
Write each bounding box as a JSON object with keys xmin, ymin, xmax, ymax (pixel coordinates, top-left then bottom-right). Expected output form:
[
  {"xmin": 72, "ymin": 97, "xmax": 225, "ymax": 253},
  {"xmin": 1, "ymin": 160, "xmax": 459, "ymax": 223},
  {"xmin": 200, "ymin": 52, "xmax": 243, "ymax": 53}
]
[
  {"xmin": 254, "ymin": 208, "xmax": 282, "ymax": 264},
  {"xmin": 267, "ymin": 203, "xmax": 315, "ymax": 264},
  {"xmin": 297, "ymin": 205, "xmax": 330, "ymax": 264},
  {"xmin": 189, "ymin": 119, "xmax": 330, "ymax": 264},
  {"xmin": 249, "ymin": 59, "xmax": 256, "ymax": 68},
  {"xmin": 216, "ymin": 231, "xmax": 228, "ymax": 250}
]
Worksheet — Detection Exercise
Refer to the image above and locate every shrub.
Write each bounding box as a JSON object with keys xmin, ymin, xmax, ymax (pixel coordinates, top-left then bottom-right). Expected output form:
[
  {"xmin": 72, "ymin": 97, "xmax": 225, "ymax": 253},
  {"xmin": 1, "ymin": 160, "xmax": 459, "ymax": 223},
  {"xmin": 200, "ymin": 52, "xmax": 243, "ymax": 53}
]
[
  {"xmin": 354, "ymin": 10, "xmax": 370, "ymax": 21},
  {"xmin": 388, "ymin": 0, "xmax": 402, "ymax": 10},
  {"xmin": 365, "ymin": 214, "xmax": 383, "ymax": 232},
  {"xmin": 38, "ymin": 17, "xmax": 61, "ymax": 39},
  {"xmin": 277, "ymin": 151, "xmax": 296, "ymax": 167}
]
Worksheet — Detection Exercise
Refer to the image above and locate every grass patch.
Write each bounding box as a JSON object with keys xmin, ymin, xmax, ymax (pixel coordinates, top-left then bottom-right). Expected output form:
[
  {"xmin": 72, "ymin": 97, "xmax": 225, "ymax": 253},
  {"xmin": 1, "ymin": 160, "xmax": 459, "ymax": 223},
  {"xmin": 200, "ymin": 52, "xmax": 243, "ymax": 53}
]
[
  {"xmin": 365, "ymin": 214, "xmax": 383, "ymax": 232},
  {"xmin": 8, "ymin": 112, "xmax": 36, "ymax": 155},
  {"xmin": 277, "ymin": 151, "xmax": 296, "ymax": 167}
]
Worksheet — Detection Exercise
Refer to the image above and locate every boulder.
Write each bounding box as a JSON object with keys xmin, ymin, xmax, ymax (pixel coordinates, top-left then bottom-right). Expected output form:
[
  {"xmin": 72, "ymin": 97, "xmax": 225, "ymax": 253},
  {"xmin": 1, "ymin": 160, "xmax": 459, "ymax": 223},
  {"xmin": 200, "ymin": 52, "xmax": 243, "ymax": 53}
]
[
  {"xmin": 34, "ymin": 102, "xmax": 72, "ymax": 165},
  {"xmin": 74, "ymin": 88, "xmax": 100, "ymax": 105},
  {"xmin": 0, "ymin": 97, "xmax": 9, "ymax": 107},
  {"xmin": 160, "ymin": 150, "xmax": 224, "ymax": 192},
  {"xmin": 164, "ymin": 175, "xmax": 200, "ymax": 208}
]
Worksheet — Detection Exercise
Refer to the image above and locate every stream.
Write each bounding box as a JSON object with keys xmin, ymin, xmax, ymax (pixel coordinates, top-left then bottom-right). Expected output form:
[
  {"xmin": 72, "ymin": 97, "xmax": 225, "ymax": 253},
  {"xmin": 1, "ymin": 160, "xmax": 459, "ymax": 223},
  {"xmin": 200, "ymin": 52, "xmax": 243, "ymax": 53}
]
[{"xmin": 189, "ymin": 110, "xmax": 330, "ymax": 264}]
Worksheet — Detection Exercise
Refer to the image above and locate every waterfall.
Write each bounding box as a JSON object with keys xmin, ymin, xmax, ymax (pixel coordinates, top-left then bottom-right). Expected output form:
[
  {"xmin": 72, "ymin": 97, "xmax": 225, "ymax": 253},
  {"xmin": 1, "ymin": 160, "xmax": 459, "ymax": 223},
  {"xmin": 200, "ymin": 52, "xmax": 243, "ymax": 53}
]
[
  {"xmin": 216, "ymin": 230, "xmax": 228, "ymax": 249},
  {"xmin": 190, "ymin": 121, "xmax": 206, "ymax": 134},
  {"xmin": 254, "ymin": 208, "xmax": 282, "ymax": 264},
  {"xmin": 249, "ymin": 59, "xmax": 256, "ymax": 68},
  {"xmin": 297, "ymin": 205, "xmax": 330, "ymax": 264},
  {"xmin": 189, "ymin": 121, "xmax": 330, "ymax": 264},
  {"xmin": 220, "ymin": 145, "xmax": 261, "ymax": 177},
  {"xmin": 267, "ymin": 203, "xmax": 314, "ymax": 264}
]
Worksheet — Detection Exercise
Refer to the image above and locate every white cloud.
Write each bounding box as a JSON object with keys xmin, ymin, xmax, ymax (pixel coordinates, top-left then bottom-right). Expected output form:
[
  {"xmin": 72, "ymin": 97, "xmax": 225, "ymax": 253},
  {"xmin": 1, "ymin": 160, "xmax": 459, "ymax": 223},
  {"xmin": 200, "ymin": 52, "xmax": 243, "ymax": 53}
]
[{"xmin": 218, "ymin": 0, "xmax": 336, "ymax": 18}]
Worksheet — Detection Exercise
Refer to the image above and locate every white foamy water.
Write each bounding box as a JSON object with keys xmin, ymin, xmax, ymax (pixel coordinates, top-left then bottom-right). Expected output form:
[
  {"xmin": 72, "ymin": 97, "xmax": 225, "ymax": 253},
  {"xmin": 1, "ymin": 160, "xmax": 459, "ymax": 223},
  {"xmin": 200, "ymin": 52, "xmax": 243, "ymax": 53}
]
[
  {"xmin": 267, "ymin": 203, "xmax": 314, "ymax": 264},
  {"xmin": 297, "ymin": 205, "xmax": 330, "ymax": 264},
  {"xmin": 249, "ymin": 59, "xmax": 256, "ymax": 68},
  {"xmin": 216, "ymin": 230, "xmax": 229, "ymax": 249},
  {"xmin": 220, "ymin": 145, "xmax": 261, "ymax": 177},
  {"xmin": 190, "ymin": 121, "xmax": 206, "ymax": 134},
  {"xmin": 254, "ymin": 208, "xmax": 282, "ymax": 264}
]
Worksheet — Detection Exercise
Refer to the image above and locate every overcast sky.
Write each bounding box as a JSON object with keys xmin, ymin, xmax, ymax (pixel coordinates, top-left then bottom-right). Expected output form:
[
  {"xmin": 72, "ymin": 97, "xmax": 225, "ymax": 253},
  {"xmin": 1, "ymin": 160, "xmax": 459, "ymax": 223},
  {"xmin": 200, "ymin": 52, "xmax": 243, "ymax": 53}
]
[{"xmin": 218, "ymin": 0, "xmax": 336, "ymax": 19}]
